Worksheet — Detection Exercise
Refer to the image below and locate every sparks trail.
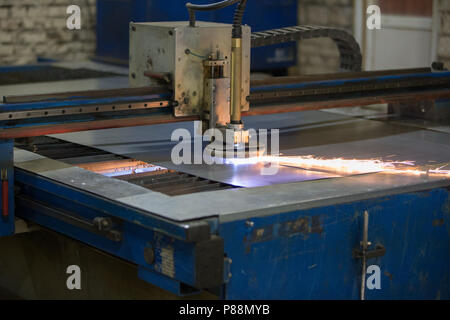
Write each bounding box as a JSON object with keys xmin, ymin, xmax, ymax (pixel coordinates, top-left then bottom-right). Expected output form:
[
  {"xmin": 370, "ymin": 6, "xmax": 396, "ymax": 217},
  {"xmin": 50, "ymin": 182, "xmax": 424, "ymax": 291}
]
[{"xmin": 225, "ymin": 155, "xmax": 450, "ymax": 177}]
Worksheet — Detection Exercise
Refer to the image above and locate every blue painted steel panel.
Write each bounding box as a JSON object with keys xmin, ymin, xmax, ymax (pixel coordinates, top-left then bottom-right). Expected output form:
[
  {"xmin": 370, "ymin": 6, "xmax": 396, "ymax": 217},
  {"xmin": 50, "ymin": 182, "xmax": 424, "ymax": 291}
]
[
  {"xmin": 96, "ymin": 0, "xmax": 297, "ymax": 71},
  {"xmin": 15, "ymin": 169, "xmax": 204, "ymax": 288},
  {"xmin": 12, "ymin": 162, "xmax": 450, "ymax": 298},
  {"xmin": 0, "ymin": 139, "xmax": 14, "ymax": 236},
  {"xmin": 14, "ymin": 169, "xmax": 200, "ymax": 241},
  {"xmin": 220, "ymin": 189, "xmax": 450, "ymax": 299}
]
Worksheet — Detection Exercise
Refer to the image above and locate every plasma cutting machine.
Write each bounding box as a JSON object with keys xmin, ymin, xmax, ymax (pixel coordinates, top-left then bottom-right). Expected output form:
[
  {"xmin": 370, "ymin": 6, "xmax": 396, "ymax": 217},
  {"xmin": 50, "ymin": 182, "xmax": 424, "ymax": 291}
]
[{"xmin": 0, "ymin": 0, "xmax": 450, "ymax": 299}]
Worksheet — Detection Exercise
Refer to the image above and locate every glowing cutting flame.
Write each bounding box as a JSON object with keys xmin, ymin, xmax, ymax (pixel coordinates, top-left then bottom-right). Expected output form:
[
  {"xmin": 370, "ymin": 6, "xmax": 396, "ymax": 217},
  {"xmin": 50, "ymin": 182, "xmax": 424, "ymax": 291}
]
[{"xmin": 224, "ymin": 155, "xmax": 450, "ymax": 177}]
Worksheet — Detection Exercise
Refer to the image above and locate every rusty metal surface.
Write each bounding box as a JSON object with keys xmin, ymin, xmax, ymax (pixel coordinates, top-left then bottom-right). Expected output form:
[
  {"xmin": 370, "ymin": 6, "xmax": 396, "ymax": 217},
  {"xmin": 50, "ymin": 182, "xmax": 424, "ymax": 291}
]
[
  {"xmin": 0, "ymin": 113, "xmax": 199, "ymax": 139},
  {"xmin": 250, "ymin": 68, "xmax": 431, "ymax": 87},
  {"xmin": 245, "ymin": 89, "xmax": 450, "ymax": 116},
  {"xmin": 3, "ymin": 87, "xmax": 450, "ymax": 140},
  {"xmin": 2, "ymin": 67, "xmax": 450, "ymax": 139}
]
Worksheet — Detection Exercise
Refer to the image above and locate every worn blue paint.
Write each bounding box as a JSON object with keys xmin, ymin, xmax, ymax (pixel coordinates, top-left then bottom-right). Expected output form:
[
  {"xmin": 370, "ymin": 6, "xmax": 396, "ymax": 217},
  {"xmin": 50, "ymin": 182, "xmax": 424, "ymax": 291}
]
[
  {"xmin": 15, "ymin": 160, "xmax": 450, "ymax": 298},
  {"xmin": 0, "ymin": 139, "xmax": 14, "ymax": 236},
  {"xmin": 96, "ymin": 0, "xmax": 297, "ymax": 71},
  {"xmin": 220, "ymin": 188, "xmax": 450, "ymax": 300},
  {"xmin": 15, "ymin": 169, "xmax": 203, "ymax": 241}
]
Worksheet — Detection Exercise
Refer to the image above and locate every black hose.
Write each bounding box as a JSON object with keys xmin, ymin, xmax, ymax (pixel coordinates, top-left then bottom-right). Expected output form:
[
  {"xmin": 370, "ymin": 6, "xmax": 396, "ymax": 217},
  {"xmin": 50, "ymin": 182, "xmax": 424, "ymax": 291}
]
[
  {"xmin": 186, "ymin": 0, "xmax": 241, "ymax": 27},
  {"xmin": 186, "ymin": 0, "xmax": 248, "ymax": 37},
  {"xmin": 232, "ymin": 0, "xmax": 247, "ymax": 38}
]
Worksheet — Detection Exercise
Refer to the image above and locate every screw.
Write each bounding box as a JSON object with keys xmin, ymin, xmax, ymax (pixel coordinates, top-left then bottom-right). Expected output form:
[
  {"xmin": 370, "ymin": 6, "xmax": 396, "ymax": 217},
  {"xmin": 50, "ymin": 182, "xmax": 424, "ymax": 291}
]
[
  {"xmin": 246, "ymin": 220, "xmax": 254, "ymax": 228},
  {"xmin": 93, "ymin": 217, "xmax": 112, "ymax": 231}
]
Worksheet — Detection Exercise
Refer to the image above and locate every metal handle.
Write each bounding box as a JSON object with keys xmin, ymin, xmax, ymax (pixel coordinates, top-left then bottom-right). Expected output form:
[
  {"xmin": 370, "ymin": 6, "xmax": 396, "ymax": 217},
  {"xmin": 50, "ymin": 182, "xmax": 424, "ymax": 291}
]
[
  {"xmin": 16, "ymin": 195, "xmax": 122, "ymax": 242},
  {"xmin": 360, "ymin": 211, "xmax": 369, "ymax": 300}
]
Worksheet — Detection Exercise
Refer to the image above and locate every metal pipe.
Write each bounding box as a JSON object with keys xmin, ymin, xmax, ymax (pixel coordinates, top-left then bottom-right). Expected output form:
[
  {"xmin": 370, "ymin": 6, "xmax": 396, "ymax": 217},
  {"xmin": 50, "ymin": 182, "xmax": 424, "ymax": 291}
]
[
  {"xmin": 360, "ymin": 210, "xmax": 369, "ymax": 300},
  {"xmin": 186, "ymin": 0, "xmax": 240, "ymax": 27},
  {"xmin": 230, "ymin": 38, "xmax": 242, "ymax": 124}
]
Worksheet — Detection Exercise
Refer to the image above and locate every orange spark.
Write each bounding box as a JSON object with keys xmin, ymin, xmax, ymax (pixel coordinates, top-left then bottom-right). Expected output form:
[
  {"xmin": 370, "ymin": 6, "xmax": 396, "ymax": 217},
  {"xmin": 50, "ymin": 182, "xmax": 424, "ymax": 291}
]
[{"xmin": 225, "ymin": 155, "xmax": 450, "ymax": 177}]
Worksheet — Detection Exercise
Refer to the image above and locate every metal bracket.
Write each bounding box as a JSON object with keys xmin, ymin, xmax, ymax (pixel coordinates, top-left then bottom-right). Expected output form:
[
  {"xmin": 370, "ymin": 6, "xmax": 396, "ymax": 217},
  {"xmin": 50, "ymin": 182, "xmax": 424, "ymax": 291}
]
[
  {"xmin": 353, "ymin": 244, "xmax": 386, "ymax": 260},
  {"xmin": 223, "ymin": 257, "xmax": 232, "ymax": 284}
]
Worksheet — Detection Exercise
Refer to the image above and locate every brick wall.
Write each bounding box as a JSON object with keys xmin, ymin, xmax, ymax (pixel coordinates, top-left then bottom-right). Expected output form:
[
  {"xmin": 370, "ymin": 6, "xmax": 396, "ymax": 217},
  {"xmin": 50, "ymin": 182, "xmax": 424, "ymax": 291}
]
[
  {"xmin": 296, "ymin": 0, "xmax": 355, "ymax": 74},
  {"xmin": 0, "ymin": 1, "xmax": 448, "ymax": 70},
  {"xmin": 0, "ymin": 0, "xmax": 96, "ymax": 66},
  {"xmin": 439, "ymin": 0, "xmax": 450, "ymax": 68}
]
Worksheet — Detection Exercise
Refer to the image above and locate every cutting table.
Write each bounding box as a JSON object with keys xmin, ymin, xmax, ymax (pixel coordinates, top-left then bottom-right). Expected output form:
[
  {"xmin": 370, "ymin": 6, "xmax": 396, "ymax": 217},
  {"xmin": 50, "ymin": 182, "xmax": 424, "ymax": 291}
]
[
  {"xmin": 0, "ymin": 10, "xmax": 449, "ymax": 299},
  {"xmin": 7, "ymin": 99, "xmax": 450, "ymax": 299}
]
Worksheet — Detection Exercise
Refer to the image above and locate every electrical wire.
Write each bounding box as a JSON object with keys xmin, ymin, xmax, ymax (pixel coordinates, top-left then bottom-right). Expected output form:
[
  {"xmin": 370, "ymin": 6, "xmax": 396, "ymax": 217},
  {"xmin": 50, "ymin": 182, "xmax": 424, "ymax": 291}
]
[
  {"xmin": 232, "ymin": 0, "xmax": 247, "ymax": 38},
  {"xmin": 186, "ymin": 0, "xmax": 247, "ymax": 35}
]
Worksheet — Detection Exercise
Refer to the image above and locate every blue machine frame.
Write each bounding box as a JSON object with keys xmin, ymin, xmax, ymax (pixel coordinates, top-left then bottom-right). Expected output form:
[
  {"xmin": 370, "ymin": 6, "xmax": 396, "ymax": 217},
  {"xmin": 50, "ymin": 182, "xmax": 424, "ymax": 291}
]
[
  {"xmin": 10, "ymin": 161, "xmax": 450, "ymax": 299},
  {"xmin": 0, "ymin": 140, "xmax": 14, "ymax": 236},
  {"xmin": 1, "ymin": 66, "xmax": 450, "ymax": 298},
  {"xmin": 220, "ymin": 188, "xmax": 450, "ymax": 299},
  {"xmin": 96, "ymin": 0, "xmax": 298, "ymax": 71}
]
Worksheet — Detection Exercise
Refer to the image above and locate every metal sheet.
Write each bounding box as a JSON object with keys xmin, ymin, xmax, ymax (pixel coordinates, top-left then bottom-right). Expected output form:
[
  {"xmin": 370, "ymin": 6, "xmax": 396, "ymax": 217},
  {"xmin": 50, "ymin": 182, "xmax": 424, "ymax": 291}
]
[{"xmin": 53, "ymin": 110, "xmax": 450, "ymax": 187}]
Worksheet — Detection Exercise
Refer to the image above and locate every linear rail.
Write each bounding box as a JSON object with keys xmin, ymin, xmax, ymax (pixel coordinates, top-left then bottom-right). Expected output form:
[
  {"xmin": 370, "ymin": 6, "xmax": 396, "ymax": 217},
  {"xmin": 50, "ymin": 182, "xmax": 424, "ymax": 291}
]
[{"xmin": 1, "ymin": 70, "xmax": 450, "ymax": 139}]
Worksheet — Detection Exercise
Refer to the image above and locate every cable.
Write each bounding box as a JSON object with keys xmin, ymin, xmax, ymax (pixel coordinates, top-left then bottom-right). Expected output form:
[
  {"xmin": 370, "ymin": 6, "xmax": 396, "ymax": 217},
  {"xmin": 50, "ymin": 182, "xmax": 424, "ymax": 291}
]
[
  {"xmin": 232, "ymin": 0, "xmax": 247, "ymax": 38},
  {"xmin": 186, "ymin": 0, "xmax": 241, "ymax": 27}
]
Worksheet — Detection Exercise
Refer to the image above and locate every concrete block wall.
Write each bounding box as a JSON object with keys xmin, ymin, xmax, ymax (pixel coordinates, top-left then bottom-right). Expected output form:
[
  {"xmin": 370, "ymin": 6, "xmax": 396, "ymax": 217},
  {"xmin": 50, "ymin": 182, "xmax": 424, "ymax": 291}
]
[
  {"xmin": 0, "ymin": 0, "xmax": 448, "ymax": 70},
  {"xmin": 0, "ymin": 0, "xmax": 96, "ymax": 65},
  {"xmin": 296, "ymin": 0, "xmax": 355, "ymax": 75}
]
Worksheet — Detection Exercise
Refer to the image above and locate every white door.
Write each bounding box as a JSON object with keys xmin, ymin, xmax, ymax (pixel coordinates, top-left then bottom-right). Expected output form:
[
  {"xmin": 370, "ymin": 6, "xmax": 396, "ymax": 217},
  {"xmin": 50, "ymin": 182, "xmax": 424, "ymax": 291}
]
[{"xmin": 360, "ymin": 0, "xmax": 438, "ymax": 71}]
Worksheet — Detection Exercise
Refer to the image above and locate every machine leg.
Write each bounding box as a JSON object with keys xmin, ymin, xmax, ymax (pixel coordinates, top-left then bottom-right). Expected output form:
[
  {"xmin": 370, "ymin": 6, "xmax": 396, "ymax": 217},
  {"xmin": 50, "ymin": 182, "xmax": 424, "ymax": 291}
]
[{"xmin": 0, "ymin": 139, "xmax": 14, "ymax": 236}]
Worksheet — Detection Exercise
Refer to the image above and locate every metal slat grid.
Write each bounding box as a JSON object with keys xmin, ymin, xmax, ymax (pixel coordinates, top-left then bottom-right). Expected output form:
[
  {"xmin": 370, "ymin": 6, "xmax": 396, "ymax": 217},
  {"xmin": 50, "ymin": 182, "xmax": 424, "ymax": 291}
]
[{"xmin": 15, "ymin": 136, "xmax": 238, "ymax": 196}]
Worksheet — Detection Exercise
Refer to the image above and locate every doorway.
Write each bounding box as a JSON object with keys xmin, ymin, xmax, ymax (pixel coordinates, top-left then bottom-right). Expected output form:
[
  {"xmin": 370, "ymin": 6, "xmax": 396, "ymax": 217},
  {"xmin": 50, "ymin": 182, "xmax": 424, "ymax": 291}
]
[{"xmin": 356, "ymin": 0, "xmax": 439, "ymax": 70}]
